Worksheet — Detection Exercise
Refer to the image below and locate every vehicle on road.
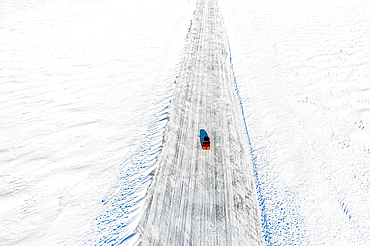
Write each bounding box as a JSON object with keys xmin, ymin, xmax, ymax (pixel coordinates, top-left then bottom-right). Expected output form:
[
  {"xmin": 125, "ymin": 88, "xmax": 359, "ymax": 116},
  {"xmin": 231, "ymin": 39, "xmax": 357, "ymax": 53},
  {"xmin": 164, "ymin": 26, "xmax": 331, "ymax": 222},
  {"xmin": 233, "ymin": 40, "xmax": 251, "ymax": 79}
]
[
  {"xmin": 200, "ymin": 129, "xmax": 210, "ymax": 150},
  {"xmin": 202, "ymin": 136, "xmax": 210, "ymax": 150}
]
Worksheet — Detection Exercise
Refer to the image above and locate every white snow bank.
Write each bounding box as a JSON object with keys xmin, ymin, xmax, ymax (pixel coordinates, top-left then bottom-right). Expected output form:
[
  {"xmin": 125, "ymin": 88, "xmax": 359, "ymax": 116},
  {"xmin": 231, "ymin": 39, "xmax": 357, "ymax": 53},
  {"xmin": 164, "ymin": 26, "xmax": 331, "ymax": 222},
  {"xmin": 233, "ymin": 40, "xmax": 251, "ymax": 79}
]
[
  {"xmin": 218, "ymin": 0, "xmax": 370, "ymax": 245},
  {"xmin": 0, "ymin": 0, "xmax": 195, "ymax": 245}
]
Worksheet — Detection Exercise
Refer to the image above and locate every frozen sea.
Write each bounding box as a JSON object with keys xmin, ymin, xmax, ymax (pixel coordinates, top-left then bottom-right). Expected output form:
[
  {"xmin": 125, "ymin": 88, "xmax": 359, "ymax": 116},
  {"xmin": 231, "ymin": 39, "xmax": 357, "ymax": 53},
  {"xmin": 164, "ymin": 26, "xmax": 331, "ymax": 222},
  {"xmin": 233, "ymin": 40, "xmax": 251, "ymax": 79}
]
[{"xmin": 1, "ymin": 0, "xmax": 370, "ymax": 245}]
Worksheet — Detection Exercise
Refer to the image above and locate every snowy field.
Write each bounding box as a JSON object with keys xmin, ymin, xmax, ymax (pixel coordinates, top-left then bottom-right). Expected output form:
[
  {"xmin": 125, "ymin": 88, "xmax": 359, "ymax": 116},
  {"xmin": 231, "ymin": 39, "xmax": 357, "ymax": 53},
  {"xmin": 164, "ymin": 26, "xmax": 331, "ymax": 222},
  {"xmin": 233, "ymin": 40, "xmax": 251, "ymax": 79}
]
[
  {"xmin": 219, "ymin": 0, "xmax": 370, "ymax": 245},
  {"xmin": 1, "ymin": 0, "xmax": 195, "ymax": 244},
  {"xmin": 1, "ymin": 0, "xmax": 370, "ymax": 245}
]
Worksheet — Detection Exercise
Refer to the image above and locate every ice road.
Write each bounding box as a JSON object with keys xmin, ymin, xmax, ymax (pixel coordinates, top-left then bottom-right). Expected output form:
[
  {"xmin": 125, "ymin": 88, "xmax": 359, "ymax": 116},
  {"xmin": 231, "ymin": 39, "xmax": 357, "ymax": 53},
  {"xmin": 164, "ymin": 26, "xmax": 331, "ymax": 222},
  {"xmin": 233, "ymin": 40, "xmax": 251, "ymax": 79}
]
[{"xmin": 135, "ymin": 0, "xmax": 262, "ymax": 245}]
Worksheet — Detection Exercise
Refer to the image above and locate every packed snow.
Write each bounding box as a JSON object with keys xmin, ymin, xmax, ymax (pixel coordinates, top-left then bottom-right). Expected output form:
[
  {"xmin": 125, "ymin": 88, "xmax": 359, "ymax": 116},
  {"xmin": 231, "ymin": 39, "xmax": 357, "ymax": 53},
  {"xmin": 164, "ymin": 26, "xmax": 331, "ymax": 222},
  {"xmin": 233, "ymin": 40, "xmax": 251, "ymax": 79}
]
[
  {"xmin": 135, "ymin": 0, "xmax": 262, "ymax": 244},
  {"xmin": 1, "ymin": 0, "xmax": 369, "ymax": 245}
]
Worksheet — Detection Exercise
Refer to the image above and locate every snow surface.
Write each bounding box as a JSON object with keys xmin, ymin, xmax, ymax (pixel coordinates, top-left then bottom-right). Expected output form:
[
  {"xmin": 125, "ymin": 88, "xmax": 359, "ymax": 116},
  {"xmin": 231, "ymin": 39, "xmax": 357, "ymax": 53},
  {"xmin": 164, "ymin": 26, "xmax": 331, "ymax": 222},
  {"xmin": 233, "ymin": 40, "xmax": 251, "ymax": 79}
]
[
  {"xmin": 218, "ymin": 0, "xmax": 370, "ymax": 245},
  {"xmin": 135, "ymin": 0, "xmax": 262, "ymax": 244},
  {"xmin": 1, "ymin": 0, "xmax": 370, "ymax": 245},
  {"xmin": 1, "ymin": 0, "xmax": 195, "ymax": 245}
]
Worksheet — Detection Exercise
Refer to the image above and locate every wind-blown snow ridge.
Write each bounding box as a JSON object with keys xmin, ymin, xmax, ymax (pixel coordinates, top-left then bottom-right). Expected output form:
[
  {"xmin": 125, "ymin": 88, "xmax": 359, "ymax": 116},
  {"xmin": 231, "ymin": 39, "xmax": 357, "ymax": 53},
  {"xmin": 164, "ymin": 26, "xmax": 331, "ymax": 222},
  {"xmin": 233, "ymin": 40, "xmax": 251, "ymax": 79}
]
[
  {"xmin": 85, "ymin": 65, "xmax": 181, "ymax": 246},
  {"xmin": 219, "ymin": 13, "xmax": 269, "ymax": 245},
  {"xmin": 218, "ymin": 8, "xmax": 268, "ymax": 244},
  {"xmin": 220, "ymin": 12, "xmax": 308, "ymax": 246}
]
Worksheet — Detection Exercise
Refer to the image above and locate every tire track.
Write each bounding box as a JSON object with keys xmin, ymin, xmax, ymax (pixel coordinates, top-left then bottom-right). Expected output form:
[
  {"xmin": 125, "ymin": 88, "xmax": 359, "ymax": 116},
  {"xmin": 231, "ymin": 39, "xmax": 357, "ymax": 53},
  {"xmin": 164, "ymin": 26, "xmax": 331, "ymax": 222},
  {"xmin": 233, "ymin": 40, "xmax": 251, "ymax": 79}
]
[{"xmin": 136, "ymin": 0, "xmax": 262, "ymax": 245}]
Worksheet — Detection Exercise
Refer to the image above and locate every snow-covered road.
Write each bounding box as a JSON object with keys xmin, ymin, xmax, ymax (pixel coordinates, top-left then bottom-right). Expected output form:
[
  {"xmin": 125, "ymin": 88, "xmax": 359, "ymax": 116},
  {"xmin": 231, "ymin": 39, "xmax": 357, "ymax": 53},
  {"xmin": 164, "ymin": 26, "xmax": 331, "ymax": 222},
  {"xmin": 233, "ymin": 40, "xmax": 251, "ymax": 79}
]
[
  {"xmin": 2, "ymin": 0, "xmax": 369, "ymax": 245},
  {"xmin": 136, "ymin": 0, "xmax": 262, "ymax": 245}
]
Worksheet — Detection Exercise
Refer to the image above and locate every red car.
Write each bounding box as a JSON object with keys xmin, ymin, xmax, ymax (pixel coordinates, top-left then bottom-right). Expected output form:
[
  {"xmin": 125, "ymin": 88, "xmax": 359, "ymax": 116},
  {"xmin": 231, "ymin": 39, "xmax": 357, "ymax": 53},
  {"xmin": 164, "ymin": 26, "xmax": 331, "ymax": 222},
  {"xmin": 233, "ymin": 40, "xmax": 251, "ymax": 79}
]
[{"xmin": 202, "ymin": 136, "xmax": 210, "ymax": 150}]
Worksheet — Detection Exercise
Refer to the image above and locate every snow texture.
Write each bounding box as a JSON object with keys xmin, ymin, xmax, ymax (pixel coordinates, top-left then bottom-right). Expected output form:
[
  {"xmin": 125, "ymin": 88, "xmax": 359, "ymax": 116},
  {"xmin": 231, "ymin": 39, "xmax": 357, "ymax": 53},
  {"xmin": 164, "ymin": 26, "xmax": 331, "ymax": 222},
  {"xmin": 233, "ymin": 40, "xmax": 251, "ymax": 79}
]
[
  {"xmin": 136, "ymin": 0, "xmax": 262, "ymax": 245},
  {"xmin": 1, "ymin": 0, "xmax": 195, "ymax": 245},
  {"xmin": 219, "ymin": 0, "xmax": 370, "ymax": 245},
  {"xmin": 1, "ymin": 0, "xmax": 370, "ymax": 245}
]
